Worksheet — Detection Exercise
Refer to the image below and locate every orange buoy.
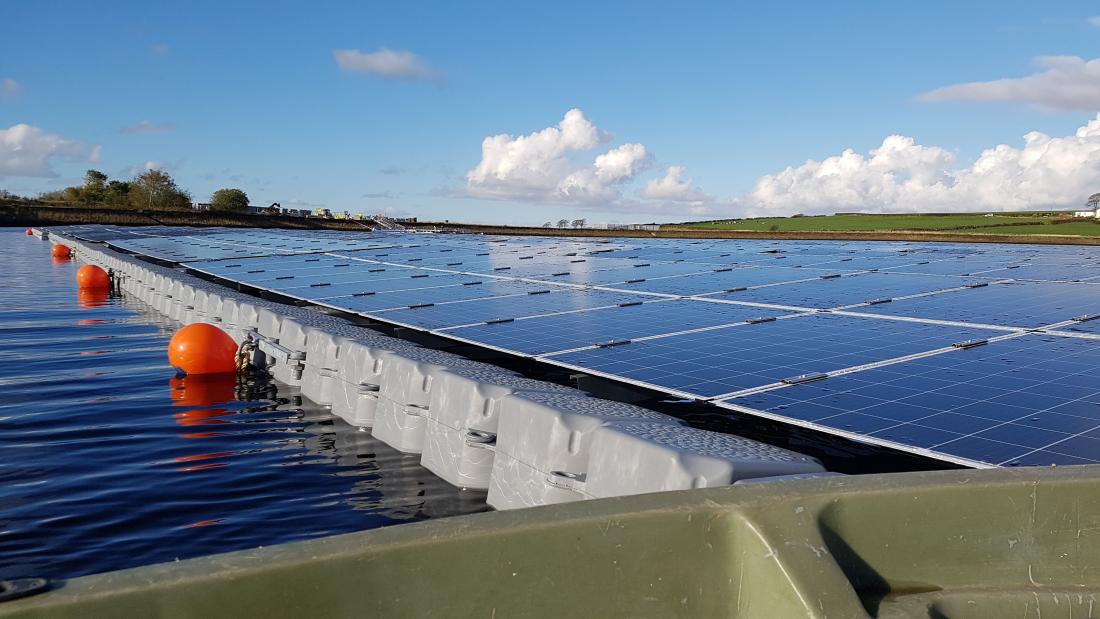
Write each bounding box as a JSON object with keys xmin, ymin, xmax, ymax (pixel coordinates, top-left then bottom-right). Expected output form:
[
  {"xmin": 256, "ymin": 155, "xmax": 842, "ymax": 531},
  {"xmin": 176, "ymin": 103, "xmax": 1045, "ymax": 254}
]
[
  {"xmin": 25, "ymin": 229, "xmax": 33, "ymax": 236},
  {"xmin": 51, "ymin": 244, "xmax": 71, "ymax": 258},
  {"xmin": 76, "ymin": 264, "xmax": 110, "ymax": 289},
  {"xmin": 168, "ymin": 323, "xmax": 238, "ymax": 376}
]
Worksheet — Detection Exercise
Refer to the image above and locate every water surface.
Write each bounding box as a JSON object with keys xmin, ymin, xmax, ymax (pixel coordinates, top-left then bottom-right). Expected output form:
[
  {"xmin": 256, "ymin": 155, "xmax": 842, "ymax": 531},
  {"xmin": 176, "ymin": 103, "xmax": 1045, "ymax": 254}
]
[{"xmin": 0, "ymin": 229, "xmax": 488, "ymax": 581}]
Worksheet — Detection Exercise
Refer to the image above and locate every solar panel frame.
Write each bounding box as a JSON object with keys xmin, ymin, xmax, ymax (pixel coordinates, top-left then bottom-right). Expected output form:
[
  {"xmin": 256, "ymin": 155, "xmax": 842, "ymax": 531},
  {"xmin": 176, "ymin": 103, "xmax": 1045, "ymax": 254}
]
[
  {"xmin": 439, "ymin": 298, "xmax": 797, "ymax": 355},
  {"xmin": 542, "ymin": 313, "xmax": 1001, "ymax": 399},
  {"xmin": 852, "ymin": 280, "xmax": 1100, "ymax": 328},
  {"xmin": 715, "ymin": 333, "xmax": 1100, "ymax": 467},
  {"xmin": 696, "ymin": 271, "xmax": 985, "ymax": 310},
  {"xmin": 71, "ymin": 224, "xmax": 1100, "ymax": 469}
]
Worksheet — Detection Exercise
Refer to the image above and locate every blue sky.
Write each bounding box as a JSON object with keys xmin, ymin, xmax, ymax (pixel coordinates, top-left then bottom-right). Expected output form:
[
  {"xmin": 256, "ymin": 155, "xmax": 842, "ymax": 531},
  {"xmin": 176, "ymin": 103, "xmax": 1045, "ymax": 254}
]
[{"xmin": 2, "ymin": 1, "xmax": 1100, "ymax": 224}]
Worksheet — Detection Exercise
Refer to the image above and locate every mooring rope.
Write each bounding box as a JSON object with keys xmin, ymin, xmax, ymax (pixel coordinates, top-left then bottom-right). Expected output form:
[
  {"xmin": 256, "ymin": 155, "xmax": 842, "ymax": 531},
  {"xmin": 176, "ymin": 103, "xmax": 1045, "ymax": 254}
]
[{"xmin": 235, "ymin": 335, "xmax": 257, "ymax": 377}]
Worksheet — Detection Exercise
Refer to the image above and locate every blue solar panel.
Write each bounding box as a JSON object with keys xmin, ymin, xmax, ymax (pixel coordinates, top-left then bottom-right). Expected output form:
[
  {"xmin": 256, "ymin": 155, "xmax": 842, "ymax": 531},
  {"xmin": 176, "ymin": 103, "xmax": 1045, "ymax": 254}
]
[
  {"xmin": 366, "ymin": 289, "xmax": 647, "ymax": 330},
  {"xmin": 719, "ymin": 334, "xmax": 1100, "ymax": 466},
  {"xmin": 582, "ymin": 262, "xmax": 712, "ymax": 283},
  {"xmin": 115, "ymin": 230, "xmax": 395, "ymax": 261},
  {"xmin": 978, "ymin": 262, "xmax": 1100, "ymax": 283},
  {"xmin": 700, "ymin": 272, "xmax": 982, "ymax": 309},
  {"xmin": 309, "ymin": 280, "xmax": 537, "ymax": 311},
  {"xmin": 610, "ymin": 266, "xmax": 843, "ymax": 295},
  {"xmin": 464, "ymin": 261, "xmax": 614, "ymax": 279},
  {"xmin": 51, "ymin": 224, "xmax": 200, "ymax": 241},
  {"xmin": 188, "ymin": 253, "xmax": 350, "ymax": 274},
  {"xmin": 442, "ymin": 299, "xmax": 788, "ymax": 355},
  {"xmin": 739, "ymin": 254, "xmax": 922, "ymax": 272},
  {"xmin": 248, "ymin": 266, "xmax": 429, "ymax": 288},
  {"xmin": 289, "ymin": 273, "xmax": 479, "ymax": 298},
  {"xmin": 1051, "ymin": 317, "xmax": 1100, "ymax": 336},
  {"xmin": 854, "ymin": 280, "xmax": 1100, "ymax": 328},
  {"xmin": 199, "ymin": 263, "xmax": 460, "ymax": 292},
  {"xmin": 545, "ymin": 313, "xmax": 998, "ymax": 398},
  {"xmin": 881, "ymin": 257, "xmax": 1014, "ymax": 276}
]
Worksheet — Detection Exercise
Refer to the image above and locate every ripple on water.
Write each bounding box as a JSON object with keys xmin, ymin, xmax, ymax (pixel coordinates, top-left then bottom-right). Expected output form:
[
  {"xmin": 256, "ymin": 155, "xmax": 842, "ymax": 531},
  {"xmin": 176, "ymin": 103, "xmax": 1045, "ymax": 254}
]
[{"xmin": 0, "ymin": 229, "xmax": 489, "ymax": 581}]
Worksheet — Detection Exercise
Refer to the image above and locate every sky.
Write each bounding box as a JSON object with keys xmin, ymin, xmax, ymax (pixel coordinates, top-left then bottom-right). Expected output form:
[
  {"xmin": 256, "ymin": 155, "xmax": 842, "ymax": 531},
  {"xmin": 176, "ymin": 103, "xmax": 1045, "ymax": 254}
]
[{"xmin": 2, "ymin": 1, "xmax": 1100, "ymax": 225}]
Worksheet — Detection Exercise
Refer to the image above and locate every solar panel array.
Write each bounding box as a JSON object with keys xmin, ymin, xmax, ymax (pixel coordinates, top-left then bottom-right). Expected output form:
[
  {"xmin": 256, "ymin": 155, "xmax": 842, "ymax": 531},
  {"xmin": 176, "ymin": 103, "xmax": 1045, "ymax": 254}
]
[{"xmin": 55, "ymin": 225, "xmax": 1100, "ymax": 468}]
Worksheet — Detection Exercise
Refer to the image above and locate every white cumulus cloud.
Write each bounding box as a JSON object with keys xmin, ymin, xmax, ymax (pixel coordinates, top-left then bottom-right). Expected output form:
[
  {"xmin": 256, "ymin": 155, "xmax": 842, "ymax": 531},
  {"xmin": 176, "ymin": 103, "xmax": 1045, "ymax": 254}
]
[
  {"xmin": 594, "ymin": 143, "xmax": 650, "ymax": 182},
  {"xmin": 738, "ymin": 115, "xmax": 1100, "ymax": 216},
  {"xmin": 558, "ymin": 144, "xmax": 652, "ymax": 203},
  {"xmin": 0, "ymin": 124, "xmax": 100, "ymax": 178},
  {"xmin": 1, "ymin": 79, "xmax": 22, "ymax": 96},
  {"xmin": 1088, "ymin": 16, "xmax": 1100, "ymax": 27},
  {"xmin": 918, "ymin": 56, "xmax": 1100, "ymax": 112},
  {"xmin": 465, "ymin": 108, "xmax": 671, "ymax": 206},
  {"xmin": 643, "ymin": 165, "xmax": 713, "ymax": 203},
  {"xmin": 333, "ymin": 48, "xmax": 439, "ymax": 81}
]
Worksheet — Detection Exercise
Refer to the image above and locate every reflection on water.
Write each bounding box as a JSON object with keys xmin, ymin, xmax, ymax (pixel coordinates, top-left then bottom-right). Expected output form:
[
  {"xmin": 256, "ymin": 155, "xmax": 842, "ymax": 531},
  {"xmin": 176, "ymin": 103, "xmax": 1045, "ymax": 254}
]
[
  {"xmin": 0, "ymin": 230, "xmax": 489, "ymax": 581},
  {"xmin": 76, "ymin": 287, "xmax": 109, "ymax": 309}
]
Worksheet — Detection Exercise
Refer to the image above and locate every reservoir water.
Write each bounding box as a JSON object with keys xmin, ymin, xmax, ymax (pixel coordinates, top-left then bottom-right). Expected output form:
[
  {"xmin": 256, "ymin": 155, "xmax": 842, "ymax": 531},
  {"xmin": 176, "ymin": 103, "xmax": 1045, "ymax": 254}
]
[{"xmin": 0, "ymin": 228, "xmax": 488, "ymax": 581}]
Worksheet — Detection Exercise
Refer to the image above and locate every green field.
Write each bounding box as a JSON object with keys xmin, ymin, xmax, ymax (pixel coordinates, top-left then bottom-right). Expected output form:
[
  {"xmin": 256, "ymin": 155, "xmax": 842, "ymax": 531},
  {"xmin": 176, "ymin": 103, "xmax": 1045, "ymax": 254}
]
[
  {"xmin": 681, "ymin": 212, "xmax": 1100, "ymax": 236},
  {"xmin": 961, "ymin": 222, "xmax": 1100, "ymax": 236}
]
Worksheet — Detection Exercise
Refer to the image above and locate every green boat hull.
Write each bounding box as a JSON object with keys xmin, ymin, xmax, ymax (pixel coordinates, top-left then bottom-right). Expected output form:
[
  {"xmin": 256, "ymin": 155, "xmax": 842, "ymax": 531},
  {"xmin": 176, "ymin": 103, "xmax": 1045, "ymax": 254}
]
[{"xmin": 4, "ymin": 465, "xmax": 1099, "ymax": 618}]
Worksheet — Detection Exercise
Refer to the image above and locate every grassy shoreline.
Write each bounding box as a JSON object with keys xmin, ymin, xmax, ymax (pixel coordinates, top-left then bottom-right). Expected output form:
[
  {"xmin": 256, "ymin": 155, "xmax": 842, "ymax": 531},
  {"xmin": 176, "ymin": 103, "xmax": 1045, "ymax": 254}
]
[
  {"xmin": 5, "ymin": 201, "xmax": 1100, "ymax": 245},
  {"xmin": 680, "ymin": 211, "xmax": 1100, "ymax": 236}
]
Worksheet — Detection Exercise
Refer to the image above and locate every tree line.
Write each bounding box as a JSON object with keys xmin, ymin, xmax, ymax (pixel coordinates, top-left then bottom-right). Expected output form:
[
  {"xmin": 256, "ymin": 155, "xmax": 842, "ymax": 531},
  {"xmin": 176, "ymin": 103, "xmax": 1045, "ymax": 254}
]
[
  {"xmin": 543, "ymin": 218, "xmax": 587, "ymax": 229},
  {"xmin": 34, "ymin": 169, "xmax": 250, "ymax": 212}
]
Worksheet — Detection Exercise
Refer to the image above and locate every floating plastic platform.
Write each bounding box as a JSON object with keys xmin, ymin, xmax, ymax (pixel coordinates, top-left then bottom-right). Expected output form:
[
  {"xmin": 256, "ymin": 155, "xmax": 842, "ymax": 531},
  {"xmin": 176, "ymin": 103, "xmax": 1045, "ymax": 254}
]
[{"xmin": 42, "ymin": 228, "xmax": 826, "ymax": 512}]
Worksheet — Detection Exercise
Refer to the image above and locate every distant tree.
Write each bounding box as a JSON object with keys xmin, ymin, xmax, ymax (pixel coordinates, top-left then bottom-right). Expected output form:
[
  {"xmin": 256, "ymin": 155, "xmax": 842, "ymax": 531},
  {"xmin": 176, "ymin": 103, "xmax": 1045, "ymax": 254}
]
[
  {"xmin": 210, "ymin": 188, "xmax": 250, "ymax": 212},
  {"xmin": 61, "ymin": 187, "xmax": 83, "ymax": 202},
  {"xmin": 35, "ymin": 170, "xmax": 134, "ymax": 207},
  {"xmin": 1088, "ymin": 193, "xmax": 1100, "ymax": 210},
  {"xmin": 542, "ymin": 221, "xmax": 552, "ymax": 228},
  {"xmin": 105, "ymin": 180, "xmax": 130, "ymax": 206},
  {"xmin": 557, "ymin": 219, "xmax": 569, "ymax": 229},
  {"xmin": 129, "ymin": 169, "xmax": 192, "ymax": 210},
  {"xmin": 571, "ymin": 218, "xmax": 586, "ymax": 229},
  {"xmin": 84, "ymin": 169, "xmax": 107, "ymax": 189},
  {"xmin": 76, "ymin": 169, "xmax": 108, "ymax": 204}
]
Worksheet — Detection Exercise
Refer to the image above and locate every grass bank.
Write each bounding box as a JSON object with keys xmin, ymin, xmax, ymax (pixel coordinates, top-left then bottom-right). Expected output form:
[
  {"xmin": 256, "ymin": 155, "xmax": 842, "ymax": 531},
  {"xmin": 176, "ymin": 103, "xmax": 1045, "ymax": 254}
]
[
  {"xmin": 410, "ymin": 221, "xmax": 1100, "ymax": 245},
  {"xmin": 6, "ymin": 201, "xmax": 1100, "ymax": 245},
  {"xmin": 679, "ymin": 212, "xmax": 1100, "ymax": 236}
]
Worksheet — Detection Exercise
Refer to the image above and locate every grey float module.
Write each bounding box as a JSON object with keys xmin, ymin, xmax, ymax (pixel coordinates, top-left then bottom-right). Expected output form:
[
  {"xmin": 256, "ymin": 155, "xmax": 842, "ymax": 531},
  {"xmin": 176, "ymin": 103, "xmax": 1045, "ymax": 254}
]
[
  {"xmin": 372, "ymin": 349, "xmax": 508, "ymax": 453},
  {"xmin": 330, "ymin": 336, "xmax": 417, "ymax": 427},
  {"xmin": 582, "ymin": 422, "xmax": 825, "ymax": 499},
  {"xmin": 487, "ymin": 391, "xmax": 684, "ymax": 510},
  {"xmin": 42, "ymin": 225, "xmax": 833, "ymax": 512},
  {"xmin": 421, "ymin": 372, "xmax": 582, "ymax": 490}
]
